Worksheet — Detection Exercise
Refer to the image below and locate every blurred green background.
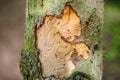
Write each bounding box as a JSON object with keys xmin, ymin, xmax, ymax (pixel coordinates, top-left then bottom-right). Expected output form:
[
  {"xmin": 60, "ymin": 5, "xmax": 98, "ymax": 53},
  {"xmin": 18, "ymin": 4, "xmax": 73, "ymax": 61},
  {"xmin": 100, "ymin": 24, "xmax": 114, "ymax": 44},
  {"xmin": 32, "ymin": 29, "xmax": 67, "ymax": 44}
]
[
  {"xmin": 103, "ymin": 0, "xmax": 120, "ymax": 80},
  {"xmin": 0, "ymin": 0, "xmax": 120, "ymax": 80}
]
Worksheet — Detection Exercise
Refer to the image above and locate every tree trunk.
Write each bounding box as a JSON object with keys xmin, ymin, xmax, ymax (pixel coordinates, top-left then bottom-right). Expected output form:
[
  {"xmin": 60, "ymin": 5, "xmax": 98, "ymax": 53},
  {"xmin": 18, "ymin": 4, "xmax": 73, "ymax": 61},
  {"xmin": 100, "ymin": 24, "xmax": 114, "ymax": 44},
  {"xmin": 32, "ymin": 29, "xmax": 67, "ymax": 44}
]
[{"xmin": 20, "ymin": 0, "xmax": 104, "ymax": 80}]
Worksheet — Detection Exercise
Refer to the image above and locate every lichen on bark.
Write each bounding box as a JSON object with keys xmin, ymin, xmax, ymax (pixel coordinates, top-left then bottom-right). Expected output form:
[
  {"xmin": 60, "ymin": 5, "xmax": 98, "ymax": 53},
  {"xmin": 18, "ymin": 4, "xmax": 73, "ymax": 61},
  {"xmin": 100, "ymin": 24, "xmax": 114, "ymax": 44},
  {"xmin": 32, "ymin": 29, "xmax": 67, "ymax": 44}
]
[
  {"xmin": 36, "ymin": 5, "xmax": 91, "ymax": 78},
  {"xmin": 20, "ymin": 0, "xmax": 104, "ymax": 80}
]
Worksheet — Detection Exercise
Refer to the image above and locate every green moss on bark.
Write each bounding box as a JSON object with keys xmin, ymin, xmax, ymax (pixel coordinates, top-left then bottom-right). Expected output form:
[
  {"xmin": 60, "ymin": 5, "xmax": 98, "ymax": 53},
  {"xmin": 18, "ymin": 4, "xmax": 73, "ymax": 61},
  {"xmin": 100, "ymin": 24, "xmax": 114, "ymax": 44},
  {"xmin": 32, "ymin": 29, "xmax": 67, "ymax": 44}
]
[
  {"xmin": 20, "ymin": 0, "xmax": 104, "ymax": 80},
  {"xmin": 66, "ymin": 71, "xmax": 93, "ymax": 80}
]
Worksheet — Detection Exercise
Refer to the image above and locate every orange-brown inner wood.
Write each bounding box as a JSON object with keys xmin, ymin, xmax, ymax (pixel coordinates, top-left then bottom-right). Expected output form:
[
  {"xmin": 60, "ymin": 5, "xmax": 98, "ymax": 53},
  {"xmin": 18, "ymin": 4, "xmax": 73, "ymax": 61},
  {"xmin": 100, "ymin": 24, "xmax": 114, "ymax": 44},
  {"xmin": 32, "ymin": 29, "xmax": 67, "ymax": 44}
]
[{"xmin": 36, "ymin": 5, "xmax": 90, "ymax": 78}]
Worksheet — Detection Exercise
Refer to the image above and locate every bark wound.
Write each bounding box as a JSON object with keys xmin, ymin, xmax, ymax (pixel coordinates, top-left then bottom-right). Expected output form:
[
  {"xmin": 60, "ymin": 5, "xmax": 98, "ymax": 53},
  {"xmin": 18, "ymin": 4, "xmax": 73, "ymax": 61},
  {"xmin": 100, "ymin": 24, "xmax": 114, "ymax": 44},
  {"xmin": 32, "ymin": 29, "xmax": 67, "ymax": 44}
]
[{"xmin": 36, "ymin": 5, "xmax": 91, "ymax": 78}]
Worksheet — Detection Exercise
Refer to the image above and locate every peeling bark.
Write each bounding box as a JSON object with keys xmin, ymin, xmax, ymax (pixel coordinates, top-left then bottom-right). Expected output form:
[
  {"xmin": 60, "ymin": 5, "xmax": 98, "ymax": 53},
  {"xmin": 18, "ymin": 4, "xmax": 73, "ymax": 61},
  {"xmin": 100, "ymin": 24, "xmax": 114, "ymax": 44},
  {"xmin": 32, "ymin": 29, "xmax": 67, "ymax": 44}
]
[{"xmin": 20, "ymin": 0, "xmax": 104, "ymax": 80}]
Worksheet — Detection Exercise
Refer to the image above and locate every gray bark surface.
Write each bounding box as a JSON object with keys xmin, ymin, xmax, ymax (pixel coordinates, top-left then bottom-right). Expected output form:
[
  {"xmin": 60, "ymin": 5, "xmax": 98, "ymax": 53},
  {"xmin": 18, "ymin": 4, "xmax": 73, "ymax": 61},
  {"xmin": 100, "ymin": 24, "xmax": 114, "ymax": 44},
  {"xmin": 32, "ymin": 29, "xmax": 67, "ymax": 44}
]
[{"xmin": 20, "ymin": 0, "xmax": 104, "ymax": 80}]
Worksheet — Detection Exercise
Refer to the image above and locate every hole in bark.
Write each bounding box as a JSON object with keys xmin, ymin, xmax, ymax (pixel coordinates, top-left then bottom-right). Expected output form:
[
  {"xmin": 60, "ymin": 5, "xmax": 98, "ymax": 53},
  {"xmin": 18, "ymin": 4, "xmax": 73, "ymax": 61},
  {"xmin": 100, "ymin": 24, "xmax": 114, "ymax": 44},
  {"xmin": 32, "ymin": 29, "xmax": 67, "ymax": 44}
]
[
  {"xmin": 67, "ymin": 71, "xmax": 92, "ymax": 80},
  {"xmin": 93, "ymin": 44, "xmax": 99, "ymax": 51}
]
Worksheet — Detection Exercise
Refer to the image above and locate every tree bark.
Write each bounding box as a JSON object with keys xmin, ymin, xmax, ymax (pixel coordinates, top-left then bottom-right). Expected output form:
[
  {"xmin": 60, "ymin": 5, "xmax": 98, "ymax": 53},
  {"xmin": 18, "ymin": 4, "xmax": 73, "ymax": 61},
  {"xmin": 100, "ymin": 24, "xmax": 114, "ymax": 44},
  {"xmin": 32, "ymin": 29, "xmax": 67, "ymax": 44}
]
[{"xmin": 20, "ymin": 0, "xmax": 104, "ymax": 80}]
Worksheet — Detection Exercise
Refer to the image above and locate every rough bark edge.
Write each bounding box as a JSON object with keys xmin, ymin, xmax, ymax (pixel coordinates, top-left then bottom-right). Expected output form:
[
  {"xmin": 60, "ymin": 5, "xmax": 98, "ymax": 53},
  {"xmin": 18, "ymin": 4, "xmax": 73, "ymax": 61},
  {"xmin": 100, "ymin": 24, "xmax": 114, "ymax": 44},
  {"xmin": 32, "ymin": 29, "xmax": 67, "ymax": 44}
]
[{"xmin": 20, "ymin": 0, "xmax": 104, "ymax": 80}]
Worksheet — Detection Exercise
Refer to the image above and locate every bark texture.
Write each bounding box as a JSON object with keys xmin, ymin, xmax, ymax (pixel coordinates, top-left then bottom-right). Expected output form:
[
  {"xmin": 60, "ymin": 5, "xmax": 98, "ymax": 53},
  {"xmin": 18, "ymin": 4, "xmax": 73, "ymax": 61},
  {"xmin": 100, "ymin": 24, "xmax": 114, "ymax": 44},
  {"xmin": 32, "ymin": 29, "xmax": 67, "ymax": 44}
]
[{"xmin": 20, "ymin": 0, "xmax": 104, "ymax": 80}]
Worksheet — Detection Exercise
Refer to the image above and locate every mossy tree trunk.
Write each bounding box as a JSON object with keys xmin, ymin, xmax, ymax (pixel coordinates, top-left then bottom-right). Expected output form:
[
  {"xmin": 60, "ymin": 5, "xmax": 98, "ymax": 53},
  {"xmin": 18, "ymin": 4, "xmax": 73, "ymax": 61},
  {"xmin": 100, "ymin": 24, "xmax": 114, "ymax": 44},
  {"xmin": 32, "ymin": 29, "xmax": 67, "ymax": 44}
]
[{"xmin": 20, "ymin": 0, "xmax": 104, "ymax": 80}]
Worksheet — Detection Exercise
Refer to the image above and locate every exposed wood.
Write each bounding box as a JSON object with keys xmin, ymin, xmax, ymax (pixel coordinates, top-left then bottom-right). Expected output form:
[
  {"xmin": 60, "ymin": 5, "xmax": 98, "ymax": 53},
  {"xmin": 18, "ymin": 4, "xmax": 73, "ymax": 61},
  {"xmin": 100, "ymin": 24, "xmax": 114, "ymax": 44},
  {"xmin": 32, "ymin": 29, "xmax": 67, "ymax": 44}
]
[
  {"xmin": 36, "ymin": 5, "xmax": 90, "ymax": 78},
  {"xmin": 20, "ymin": 0, "xmax": 104, "ymax": 80}
]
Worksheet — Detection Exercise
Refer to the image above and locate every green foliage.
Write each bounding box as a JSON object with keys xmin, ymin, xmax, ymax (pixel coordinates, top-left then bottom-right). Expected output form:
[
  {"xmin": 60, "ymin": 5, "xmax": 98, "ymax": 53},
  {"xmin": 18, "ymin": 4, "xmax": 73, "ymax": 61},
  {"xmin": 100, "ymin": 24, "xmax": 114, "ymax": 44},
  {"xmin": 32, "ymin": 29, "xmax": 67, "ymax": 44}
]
[{"xmin": 104, "ymin": 4, "xmax": 120, "ymax": 61}]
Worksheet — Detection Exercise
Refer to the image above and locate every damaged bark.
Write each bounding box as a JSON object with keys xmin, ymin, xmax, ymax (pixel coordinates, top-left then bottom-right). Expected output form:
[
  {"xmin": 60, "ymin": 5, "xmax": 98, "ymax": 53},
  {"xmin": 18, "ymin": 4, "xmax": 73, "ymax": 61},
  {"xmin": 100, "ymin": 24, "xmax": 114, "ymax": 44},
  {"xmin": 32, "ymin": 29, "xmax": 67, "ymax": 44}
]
[
  {"xmin": 36, "ymin": 6, "xmax": 90, "ymax": 78},
  {"xmin": 20, "ymin": 0, "xmax": 104, "ymax": 80}
]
